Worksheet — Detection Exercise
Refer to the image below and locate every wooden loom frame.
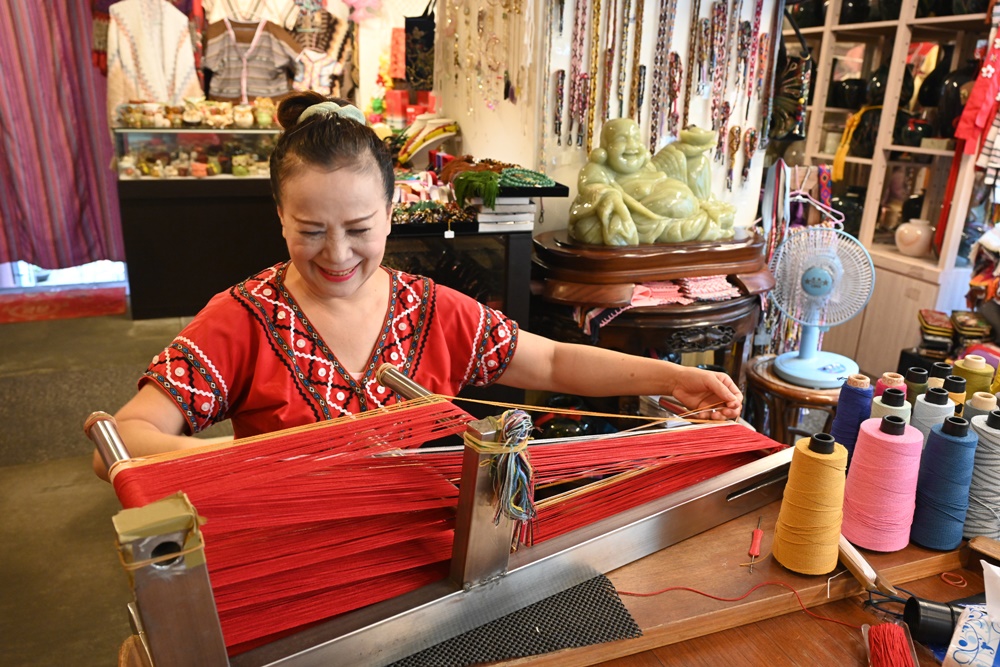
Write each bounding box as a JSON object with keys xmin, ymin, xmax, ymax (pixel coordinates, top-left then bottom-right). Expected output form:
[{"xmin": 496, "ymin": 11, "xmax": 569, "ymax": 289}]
[{"xmin": 87, "ymin": 366, "xmax": 793, "ymax": 667}]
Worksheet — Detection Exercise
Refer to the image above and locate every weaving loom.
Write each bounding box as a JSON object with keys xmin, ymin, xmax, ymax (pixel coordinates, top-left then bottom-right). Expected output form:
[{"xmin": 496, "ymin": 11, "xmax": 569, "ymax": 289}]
[{"xmin": 87, "ymin": 365, "xmax": 792, "ymax": 667}]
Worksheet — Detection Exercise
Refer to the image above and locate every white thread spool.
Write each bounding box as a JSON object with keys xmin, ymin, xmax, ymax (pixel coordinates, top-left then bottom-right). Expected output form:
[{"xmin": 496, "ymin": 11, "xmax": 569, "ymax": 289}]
[
  {"xmin": 911, "ymin": 387, "xmax": 955, "ymax": 447},
  {"xmin": 966, "ymin": 411, "xmax": 1000, "ymax": 540}
]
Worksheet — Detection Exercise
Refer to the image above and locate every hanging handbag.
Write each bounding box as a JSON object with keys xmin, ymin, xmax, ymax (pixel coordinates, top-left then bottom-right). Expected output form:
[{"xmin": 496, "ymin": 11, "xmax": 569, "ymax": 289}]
[
  {"xmin": 405, "ymin": 0, "xmax": 436, "ymax": 92},
  {"xmin": 769, "ymin": 9, "xmax": 813, "ymax": 142}
]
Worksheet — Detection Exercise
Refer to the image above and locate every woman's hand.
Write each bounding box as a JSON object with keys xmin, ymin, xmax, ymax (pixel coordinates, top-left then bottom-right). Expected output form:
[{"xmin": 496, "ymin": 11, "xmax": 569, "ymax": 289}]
[{"xmin": 670, "ymin": 366, "xmax": 743, "ymax": 421}]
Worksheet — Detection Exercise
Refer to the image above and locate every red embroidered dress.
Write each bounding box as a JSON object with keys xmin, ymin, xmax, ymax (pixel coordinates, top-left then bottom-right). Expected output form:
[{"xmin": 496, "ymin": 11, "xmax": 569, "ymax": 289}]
[{"xmin": 143, "ymin": 263, "xmax": 518, "ymax": 437}]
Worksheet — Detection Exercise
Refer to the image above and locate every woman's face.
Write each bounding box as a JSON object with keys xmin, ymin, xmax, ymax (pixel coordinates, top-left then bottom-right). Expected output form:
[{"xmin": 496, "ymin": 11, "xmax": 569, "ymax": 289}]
[{"xmin": 278, "ymin": 163, "xmax": 391, "ymax": 302}]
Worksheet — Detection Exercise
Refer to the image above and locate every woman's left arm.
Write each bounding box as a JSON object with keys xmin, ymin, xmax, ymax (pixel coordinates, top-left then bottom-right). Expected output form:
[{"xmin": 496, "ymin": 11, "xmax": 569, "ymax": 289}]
[{"xmin": 499, "ymin": 330, "xmax": 742, "ymax": 420}]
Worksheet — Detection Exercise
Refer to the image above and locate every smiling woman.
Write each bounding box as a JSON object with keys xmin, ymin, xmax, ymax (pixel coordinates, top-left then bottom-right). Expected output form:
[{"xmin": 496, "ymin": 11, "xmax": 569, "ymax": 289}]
[{"xmin": 94, "ymin": 91, "xmax": 745, "ymax": 479}]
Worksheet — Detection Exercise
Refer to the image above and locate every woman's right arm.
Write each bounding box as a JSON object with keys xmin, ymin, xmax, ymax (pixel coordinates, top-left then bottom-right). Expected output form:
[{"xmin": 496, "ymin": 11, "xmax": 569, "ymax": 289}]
[{"xmin": 91, "ymin": 384, "xmax": 203, "ymax": 481}]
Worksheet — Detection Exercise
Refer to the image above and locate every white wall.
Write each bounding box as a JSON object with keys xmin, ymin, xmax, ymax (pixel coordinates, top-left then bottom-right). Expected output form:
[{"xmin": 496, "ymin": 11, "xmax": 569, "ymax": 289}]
[{"xmin": 357, "ymin": 0, "xmax": 778, "ymax": 233}]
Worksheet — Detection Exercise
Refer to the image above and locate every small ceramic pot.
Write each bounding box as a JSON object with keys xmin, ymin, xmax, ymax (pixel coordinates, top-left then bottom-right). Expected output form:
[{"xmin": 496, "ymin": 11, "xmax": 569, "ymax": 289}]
[{"xmin": 895, "ymin": 219, "xmax": 934, "ymax": 257}]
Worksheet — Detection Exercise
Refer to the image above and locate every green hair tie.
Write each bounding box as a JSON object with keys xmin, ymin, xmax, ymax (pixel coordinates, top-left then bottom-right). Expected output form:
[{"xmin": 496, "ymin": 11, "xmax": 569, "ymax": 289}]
[{"xmin": 297, "ymin": 101, "xmax": 367, "ymax": 126}]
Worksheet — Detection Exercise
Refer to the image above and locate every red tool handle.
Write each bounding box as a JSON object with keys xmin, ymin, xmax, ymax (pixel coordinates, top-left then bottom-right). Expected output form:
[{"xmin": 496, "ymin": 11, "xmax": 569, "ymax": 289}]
[{"xmin": 749, "ymin": 528, "xmax": 763, "ymax": 558}]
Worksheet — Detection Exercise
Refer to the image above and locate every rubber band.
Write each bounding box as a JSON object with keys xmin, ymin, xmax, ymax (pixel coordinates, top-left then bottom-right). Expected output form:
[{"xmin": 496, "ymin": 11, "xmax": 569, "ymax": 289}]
[
  {"xmin": 118, "ymin": 542, "xmax": 204, "ymax": 572},
  {"xmin": 940, "ymin": 571, "xmax": 968, "ymax": 588}
]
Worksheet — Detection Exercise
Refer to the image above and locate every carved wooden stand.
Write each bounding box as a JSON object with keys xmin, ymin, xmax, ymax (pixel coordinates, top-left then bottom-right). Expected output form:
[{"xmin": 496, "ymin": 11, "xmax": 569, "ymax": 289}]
[{"xmin": 531, "ymin": 231, "xmax": 774, "ymax": 387}]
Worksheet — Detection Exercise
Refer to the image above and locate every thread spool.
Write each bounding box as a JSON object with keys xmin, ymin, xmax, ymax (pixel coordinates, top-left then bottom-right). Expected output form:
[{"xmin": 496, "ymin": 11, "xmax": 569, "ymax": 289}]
[
  {"xmin": 829, "ymin": 374, "xmax": 873, "ymax": 466},
  {"xmin": 772, "ymin": 433, "xmax": 847, "ymax": 575},
  {"xmin": 875, "ymin": 372, "xmax": 905, "ymax": 397},
  {"xmin": 964, "ymin": 392, "xmax": 997, "ymax": 422},
  {"xmin": 953, "ymin": 354, "xmax": 995, "ymax": 397},
  {"xmin": 904, "ymin": 367, "xmax": 928, "ymax": 407},
  {"xmin": 871, "ymin": 387, "xmax": 912, "ymax": 424},
  {"xmin": 911, "ymin": 387, "xmax": 955, "ymax": 446},
  {"xmin": 944, "ymin": 375, "xmax": 967, "ymax": 417},
  {"xmin": 910, "ymin": 417, "xmax": 978, "ymax": 550},
  {"xmin": 842, "ymin": 416, "xmax": 924, "ymax": 552},
  {"xmin": 926, "ymin": 362, "xmax": 952, "ymax": 390},
  {"xmin": 965, "ymin": 410, "xmax": 1000, "ymax": 539},
  {"xmin": 903, "ymin": 597, "xmax": 964, "ymax": 646}
]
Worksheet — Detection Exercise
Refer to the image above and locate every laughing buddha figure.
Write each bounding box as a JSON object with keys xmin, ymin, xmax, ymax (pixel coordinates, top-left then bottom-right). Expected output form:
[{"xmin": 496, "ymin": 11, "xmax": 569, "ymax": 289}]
[{"xmin": 567, "ymin": 118, "xmax": 736, "ymax": 246}]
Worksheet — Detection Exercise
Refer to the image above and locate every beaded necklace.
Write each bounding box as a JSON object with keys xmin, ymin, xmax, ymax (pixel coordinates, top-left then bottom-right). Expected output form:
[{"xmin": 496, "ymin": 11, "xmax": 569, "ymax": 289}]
[
  {"xmin": 755, "ymin": 33, "xmax": 769, "ymax": 100},
  {"xmin": 726, "ymin": 125, "xmax": 742, "ymax": 191},
  {"xmin": 710, "ymin": 1, "xmax": 728, "ymax": 130},
  {"xmin": 758, "ymin": 0, "xmax": 782, "ymax": 151},
  {"xmin": 617, "ymin": 0, "xmax": 632, "ymax": 118},
  {"xmin": 629, "ymin": 0, "xmax": 646, "ymax": 120},
  {"xmin": 741, "ymin": 128, "xmax": 758, "ymax": 184},
  {"xmin": 737, "ymin": 20, "xmax": 751, "ymax": 89},
  {"xmin": 636, "ymin": 64, "xmax": 647, "ymax": 124},
  {"xmin": 601, "ymin": 0, "xmax": 619, "ymax": 122},
  {"xmin": 554, "ymin": 69, "xmax": 566, "ymax": 145},
  {"xmin": 586, "ymin": 0, "xmax": 603, "ymax": 152},
  {"xmin": 682, "ymin": 0, "xmax": 700, "ymax": 128},
  {"xmin": 743, "ymin": 0, "xmax": 765, "ymax": 118},
  {"xmin": 667, "ymin": 52, "xmax": 682, "ymax": 138},
  {"xmin": 566, "ymin": 0, "xmax": 588, "ymax": 146},
  {"xmin": 697, "ymin": 17, "xmax": 712, "ymax": 97},
  {"xmin": 648, "ymin": 0, "xmax": 673, "ymax": 150},
  {"xmin": 714, "ymin": 100, "xmax": 732, "ymax": 163}
]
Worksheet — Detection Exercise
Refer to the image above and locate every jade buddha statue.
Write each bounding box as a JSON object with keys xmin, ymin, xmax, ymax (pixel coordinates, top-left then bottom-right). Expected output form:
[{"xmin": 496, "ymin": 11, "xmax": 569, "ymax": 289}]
[{"xmin": 567, "ymin": 119, "xmax": 736, "ymax": 246}]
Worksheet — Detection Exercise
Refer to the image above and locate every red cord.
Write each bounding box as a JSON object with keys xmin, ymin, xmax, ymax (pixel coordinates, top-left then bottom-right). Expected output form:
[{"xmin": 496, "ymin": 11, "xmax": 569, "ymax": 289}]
[
  {"xmin": 619, "ymin": 580, "xmax": 862, "ymax": 630},
  {"xmin": 868, "ymin": 622, "xmax": 916, "ymax": 667}
]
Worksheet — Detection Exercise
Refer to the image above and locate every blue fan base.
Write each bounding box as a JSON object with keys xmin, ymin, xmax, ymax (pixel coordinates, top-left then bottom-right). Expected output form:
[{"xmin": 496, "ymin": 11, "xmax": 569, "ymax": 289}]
[{"xmin": 773, "ymin": 351, "xmax": 860, "ymax": 389}]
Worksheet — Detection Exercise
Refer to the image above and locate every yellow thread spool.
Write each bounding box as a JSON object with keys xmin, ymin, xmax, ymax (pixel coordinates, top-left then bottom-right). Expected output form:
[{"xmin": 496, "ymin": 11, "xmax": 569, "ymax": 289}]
[
  {"xmin": 955, "ymin": 354, "xmax": 995, "ymax": 396},
  {"xmin": 772, "ymin": 434, "xmax": 848, "ymax": 576}
]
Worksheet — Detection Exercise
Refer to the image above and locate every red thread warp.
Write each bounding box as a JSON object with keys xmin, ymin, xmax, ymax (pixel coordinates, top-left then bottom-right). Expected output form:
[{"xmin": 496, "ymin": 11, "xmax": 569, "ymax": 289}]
[{"xmin": 112, "ymin": 408, "xmax": 780, "ymax": 653}]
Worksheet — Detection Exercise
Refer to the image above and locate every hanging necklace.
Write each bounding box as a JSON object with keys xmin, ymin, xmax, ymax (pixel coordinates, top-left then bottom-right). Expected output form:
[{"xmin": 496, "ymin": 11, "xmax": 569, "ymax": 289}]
[
  {"xmin": 726, "ymin": 125, "xmax": 742, "ymax": 191},
  {"xmin": 682, "ymin": 0, "xmax": 701, "ymax": 128},
  {"xmin": 710, "ymin": 1, "xmax": 728, "ymax": 130},
  {"xmin": 741, "ymin": 128, "xmax": 758, "ymax": 184},
  {"xmin": 636, "ymin": 64, "xmax": 647, "ymax": 124},
  {"xmin": 566, "ymin": 0, "xmax": 588, "ymax": 146},
  {"xmin": 601, "ymin": 0, "xmax": 619, "ymax": 122},
  {"xmin": 697, "ymin": 17, "xmax": 712, "ymax": 97},
  {"xmin": 666, "ymin": 52, "xmax": 682, "ymax": 139},
  {"xmin": 586, "ymin": 0, "xmax": 603, "ymax": 152},
  {"xmin": 714, "ymin": 100, "xmax": 732, "ymax": 163},
  {"xmin": 743, "ymin": 0, "xmax": 765, "ymax": 119},
  {"xmin": 628, "ymin": 0, "xmax": 646, "ymax": 120},
  {"xmin": 617, "ymin": 0, "xmax": 632, "ymax": 118}
]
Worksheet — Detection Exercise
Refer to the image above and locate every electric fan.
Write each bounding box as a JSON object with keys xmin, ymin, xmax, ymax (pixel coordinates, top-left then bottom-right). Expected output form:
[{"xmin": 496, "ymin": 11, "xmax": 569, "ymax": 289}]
[{"xmin": 769, "ymin": 226, "xmax": 875, "ymax": 389}]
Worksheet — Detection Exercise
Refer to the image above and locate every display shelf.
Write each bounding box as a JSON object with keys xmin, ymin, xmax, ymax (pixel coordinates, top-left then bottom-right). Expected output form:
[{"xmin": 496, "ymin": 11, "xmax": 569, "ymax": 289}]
[
  {"xmin": 885, "ymin": 144, "xmax": 956, "ymax": 157},
  {"xmin": 831, "ymin": 19, "xmax": 899, "ymax": 37},
  {"xmin": 793, "ymin": 0, "xmax": 983, "ymax": 375},
  {"xmin": 784, "ymin": 25, "xmax": 826, "ymax": 37},
  {"xmin": 907, "ymin": 12, "xmax": 988, "ymax": 29},
  {"xmin": 113, "ymin": 127, "xmax": 281, "ymax": 134},
  {"xmin": 869, "ymin": 242, "xmax": 943, "ymax": 284}
]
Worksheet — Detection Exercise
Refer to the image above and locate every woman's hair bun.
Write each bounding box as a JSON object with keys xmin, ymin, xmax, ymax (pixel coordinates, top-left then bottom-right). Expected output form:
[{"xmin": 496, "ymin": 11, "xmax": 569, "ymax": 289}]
[{"xmin": 277, "ymin": 91, "xmax": 327, "ymax": 130}]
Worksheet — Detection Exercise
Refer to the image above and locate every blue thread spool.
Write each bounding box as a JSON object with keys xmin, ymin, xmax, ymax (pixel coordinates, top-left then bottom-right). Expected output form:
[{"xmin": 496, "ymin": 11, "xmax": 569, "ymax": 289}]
[
  {"xmin": 910, "ymin": 416, "xmax": 979, "ymax": 550},
  {"xmin": 829, "ymin": 374, "xmax": 874, "ymax": 467}
]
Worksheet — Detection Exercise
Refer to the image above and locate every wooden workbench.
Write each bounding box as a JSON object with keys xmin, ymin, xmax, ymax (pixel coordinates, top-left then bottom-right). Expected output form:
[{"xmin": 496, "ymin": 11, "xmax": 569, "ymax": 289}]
[{"xmin": 505, "ymin": 500, "xmax": 977, "ymax": 667}]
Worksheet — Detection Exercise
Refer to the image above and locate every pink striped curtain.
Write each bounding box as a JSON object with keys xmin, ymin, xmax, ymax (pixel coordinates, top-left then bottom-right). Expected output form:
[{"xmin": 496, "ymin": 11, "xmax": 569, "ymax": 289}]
[{"xmin": 0, "ymin": 0, "xmax": 124, "ymax": 268}]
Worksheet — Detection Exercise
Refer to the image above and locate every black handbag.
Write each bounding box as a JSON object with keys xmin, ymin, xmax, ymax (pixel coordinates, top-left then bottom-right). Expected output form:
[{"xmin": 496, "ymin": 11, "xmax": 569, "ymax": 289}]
[
  {"xmin": 769, "ymin": 10, "xmax": 813, "ymax": 142},
  {"xmin": 405, "ymin": 0, "xmax": 436, "ymax": 92}
]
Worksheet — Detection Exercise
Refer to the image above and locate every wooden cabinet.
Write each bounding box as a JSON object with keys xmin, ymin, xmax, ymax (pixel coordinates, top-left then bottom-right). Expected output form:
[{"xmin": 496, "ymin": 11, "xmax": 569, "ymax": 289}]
[{"xmin": 786, "ymin": 0, "xmax": 990, "ymax": 373}]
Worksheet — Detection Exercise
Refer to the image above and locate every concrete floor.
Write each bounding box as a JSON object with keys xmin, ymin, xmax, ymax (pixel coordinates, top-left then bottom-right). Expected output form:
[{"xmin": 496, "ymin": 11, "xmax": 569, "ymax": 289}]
[{"xmin": 0, "ymin": 312, "xmax": 232, "ymax": 666}]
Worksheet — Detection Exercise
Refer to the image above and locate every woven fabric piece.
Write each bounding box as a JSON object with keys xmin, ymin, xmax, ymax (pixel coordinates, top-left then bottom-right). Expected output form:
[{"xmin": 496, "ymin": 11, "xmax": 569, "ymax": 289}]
[{"xmin": 389, "ymin": 574, "xmax": 641, "ymax": 667}]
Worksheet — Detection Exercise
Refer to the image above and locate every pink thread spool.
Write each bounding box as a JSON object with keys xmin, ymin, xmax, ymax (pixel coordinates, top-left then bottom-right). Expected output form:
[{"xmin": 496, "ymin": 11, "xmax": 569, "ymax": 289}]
[
  {"xmin": 841, "ymin": 415, "xmax": 924, "ymax": 552},
  {"xmin": 875, "ymin": 372, "xmax": 905, "ymax": 397}
]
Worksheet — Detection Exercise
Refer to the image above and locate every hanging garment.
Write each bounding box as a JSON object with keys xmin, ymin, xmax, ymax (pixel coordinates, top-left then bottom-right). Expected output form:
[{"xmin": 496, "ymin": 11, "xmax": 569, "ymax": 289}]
[
  {"xmin": 292, "ymin": 8, "xmax": 336, "ymax": 53},
  {"xmin": 106, "ymin": 0, "xmax": 203, "ymax": 120},
  {"xmin": 202, "ymin": 0, "xmax": 299, "ymax": 29},
  {"xmin": 1, "ymin": 0, "xmax": 123, "ymax": 267},
  {"xmin": 292, "ymin": 14, "xmax": 348, "ymax": 95},
  {"xmin": 203, "ymin": 18, "xmax": 301, "ymax": 102}
]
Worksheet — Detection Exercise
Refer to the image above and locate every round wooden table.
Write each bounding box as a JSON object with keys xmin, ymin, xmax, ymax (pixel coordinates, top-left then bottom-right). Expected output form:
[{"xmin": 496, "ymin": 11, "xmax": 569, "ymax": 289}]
[{"xmin": 744, "ymin": 354, "xmax": 841, "ymax": 445}]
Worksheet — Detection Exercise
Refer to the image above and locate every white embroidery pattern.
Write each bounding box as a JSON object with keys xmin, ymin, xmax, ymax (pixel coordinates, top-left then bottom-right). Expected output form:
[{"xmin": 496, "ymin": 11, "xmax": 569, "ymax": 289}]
[
  {"xmin": 250, "ymin": 273, "xmax": 342, "ymax": 411},
  {"xmin": 460, "ymin": 302, "xmax": 488, "ymax": 386}
]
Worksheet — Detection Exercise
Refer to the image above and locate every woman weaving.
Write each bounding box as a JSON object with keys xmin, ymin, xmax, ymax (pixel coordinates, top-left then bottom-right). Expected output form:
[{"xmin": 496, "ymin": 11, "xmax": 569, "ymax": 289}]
[{"xmin": 94, "ymin": 92, "xmax": 742, "ymax": 478}]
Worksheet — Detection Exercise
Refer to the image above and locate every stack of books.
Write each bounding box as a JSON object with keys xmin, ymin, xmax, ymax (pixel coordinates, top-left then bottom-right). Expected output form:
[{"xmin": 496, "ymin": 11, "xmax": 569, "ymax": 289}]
[
  {"xmin": 469, "ymin": 197, "xmax": 537, "ymax": 233},
  {"xmin": 952, "ymin": 310, "xmax": 993, "ymax": 351},
  {"xmin": 917, "ymin": 309, "xmax": 953, "ymax": 360}
]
